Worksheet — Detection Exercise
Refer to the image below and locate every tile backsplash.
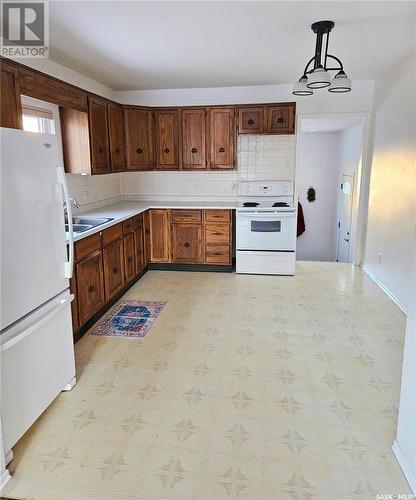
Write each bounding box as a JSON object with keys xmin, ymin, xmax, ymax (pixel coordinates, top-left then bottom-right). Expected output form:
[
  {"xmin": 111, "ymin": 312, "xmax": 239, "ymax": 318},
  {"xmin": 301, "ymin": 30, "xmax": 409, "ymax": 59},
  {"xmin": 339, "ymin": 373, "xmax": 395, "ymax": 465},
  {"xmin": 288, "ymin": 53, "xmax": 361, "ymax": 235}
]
[{"xmin": 67, "ymin": 134, "xmax": 296, "ymax": 206}]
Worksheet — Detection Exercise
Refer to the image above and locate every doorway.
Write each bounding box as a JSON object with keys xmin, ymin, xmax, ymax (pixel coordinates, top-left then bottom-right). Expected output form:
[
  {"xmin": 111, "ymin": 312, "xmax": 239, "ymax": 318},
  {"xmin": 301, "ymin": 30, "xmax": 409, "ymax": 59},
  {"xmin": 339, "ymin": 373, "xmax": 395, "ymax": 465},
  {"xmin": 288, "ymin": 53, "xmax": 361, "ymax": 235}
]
[{"xmin": 295, "ymin": 115, "xmax": 367, "ymax": 264}]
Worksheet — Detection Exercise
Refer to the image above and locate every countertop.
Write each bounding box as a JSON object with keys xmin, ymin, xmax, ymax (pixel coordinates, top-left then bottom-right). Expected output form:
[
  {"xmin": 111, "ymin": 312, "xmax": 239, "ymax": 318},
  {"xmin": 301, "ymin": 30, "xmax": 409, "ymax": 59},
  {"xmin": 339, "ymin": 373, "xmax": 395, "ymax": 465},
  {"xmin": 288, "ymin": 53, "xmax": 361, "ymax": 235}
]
[{"xmin": 69, "ymin": 200, "xmax": 237, "ymax": 242}]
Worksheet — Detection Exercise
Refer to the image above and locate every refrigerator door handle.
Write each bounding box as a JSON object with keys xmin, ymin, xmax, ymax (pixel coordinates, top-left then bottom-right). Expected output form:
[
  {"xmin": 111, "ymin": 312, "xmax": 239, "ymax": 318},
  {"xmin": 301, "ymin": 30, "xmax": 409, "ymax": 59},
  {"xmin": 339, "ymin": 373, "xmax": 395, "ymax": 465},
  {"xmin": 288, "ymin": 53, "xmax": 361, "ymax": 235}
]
[
  {"xmin": 1, "ymin": 294, "xmax": 74, "ymax": 351},
  {"xmin": 57, "ymin": 166, "xmax": 74, "ymax": 278}
]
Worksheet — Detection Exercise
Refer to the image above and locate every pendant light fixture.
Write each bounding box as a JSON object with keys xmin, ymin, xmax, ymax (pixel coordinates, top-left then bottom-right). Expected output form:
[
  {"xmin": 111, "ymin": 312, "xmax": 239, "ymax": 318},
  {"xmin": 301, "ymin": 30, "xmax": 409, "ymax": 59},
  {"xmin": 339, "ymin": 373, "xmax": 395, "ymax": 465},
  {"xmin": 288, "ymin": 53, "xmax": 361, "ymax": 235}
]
[{"xmin": 293, "ymin": 20, "xmax": 351, "ymax": 96}]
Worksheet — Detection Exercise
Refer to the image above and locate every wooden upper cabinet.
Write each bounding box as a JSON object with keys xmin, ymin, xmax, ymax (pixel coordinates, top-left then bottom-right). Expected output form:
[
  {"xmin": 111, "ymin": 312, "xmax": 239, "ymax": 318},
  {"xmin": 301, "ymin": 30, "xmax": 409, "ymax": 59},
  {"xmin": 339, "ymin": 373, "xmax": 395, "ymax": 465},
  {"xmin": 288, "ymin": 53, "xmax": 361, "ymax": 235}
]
[
  {"xmin": 149, "ymin": 209, "xmax": 171, "ymax": 263},
  {"xmin": 154, "ymin": 109, "xmax": 179, "ymax": 170},
  {"xmin": 88, "ymin": 97, "xmax": 110, "ymax": 174},
  {"xmin": 208, "ymin": 107, "xmax": 236, "ymax": 170},
  {"xmin": 181, "ymin": 108, "xmax": 207, "ymax": 170},
  {"xmin": 124, "ymin": 107, "xmax": 154, "ymax": 170},
  {"xmin": 238, "ymin": 107, "xmax": 264, "ymax": 134},
  {"xmin": 60, "ymin": 107, "xmax": 92, "ymax": 174},
  {"xmin": 266, "ymin": 104, "xmax": 296, "ymax": 134},
  {"xmin": 19, "ymin": 66, "xmax": 87, "ymax": 111},
  {"xmin": 0, "ymin": 60, "xmax": 22, "ymax": 129},
  {"xmin": 107, "ymin": 102, "xmax": 126, "ymax": 172}
]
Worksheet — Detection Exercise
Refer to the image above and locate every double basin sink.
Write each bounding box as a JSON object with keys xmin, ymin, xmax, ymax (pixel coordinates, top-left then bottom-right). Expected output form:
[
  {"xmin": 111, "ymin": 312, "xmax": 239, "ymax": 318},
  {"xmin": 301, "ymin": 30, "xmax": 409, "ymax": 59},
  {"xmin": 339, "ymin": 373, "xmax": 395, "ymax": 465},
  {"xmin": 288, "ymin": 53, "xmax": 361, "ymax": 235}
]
[{"xmin": 65, "ymin": 216, "xmax": 114, "ymax": 234}]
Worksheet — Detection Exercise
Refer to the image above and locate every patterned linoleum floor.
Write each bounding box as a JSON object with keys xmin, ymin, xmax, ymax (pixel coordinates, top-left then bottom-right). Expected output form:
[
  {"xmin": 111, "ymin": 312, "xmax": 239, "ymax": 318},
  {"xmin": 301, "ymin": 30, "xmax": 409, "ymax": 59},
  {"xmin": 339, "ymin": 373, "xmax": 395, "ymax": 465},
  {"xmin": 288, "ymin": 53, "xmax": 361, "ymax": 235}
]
[{"xmin": 3, "ymin": 263, "xmax": 411, "ymax": 500}]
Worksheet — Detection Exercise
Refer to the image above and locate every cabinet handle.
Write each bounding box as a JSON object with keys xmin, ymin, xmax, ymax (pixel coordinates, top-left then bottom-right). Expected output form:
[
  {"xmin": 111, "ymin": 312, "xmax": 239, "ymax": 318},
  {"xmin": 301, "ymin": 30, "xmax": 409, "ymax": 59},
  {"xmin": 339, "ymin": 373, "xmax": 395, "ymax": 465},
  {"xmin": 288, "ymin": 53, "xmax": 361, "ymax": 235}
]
[
  {"xmin": 212, "ymin": 232, "xmax": 223, "ymax": 236},
  {"xmin": 191, "ymin": 147, "xmax": 197, "ymax": 153},
  {"xmin": 112, "ymin": 267, "xmax": 118, "ymax": 274},
  {"xmin": 128, "ymin": 257, "xmax": 133, "ymax": 262},
  {"xmin": 218, "ymin": 147, "xmax": 225, "ymax": 153},
  {"xmin": 248, "ymin": 119, "xmax": 254, "ymax": 125},
  {"xmin": 277, "ymin": 117, "xmax": 284, "ymax": 123},
  {"xmin": 88, "ymin": 285, "xmax": 95, "ymax": 293},
  {"xmin": 164, "ymin": 148, "xmax": 170, "ymax": 154},
  {"xmin": 183, "ymin": 242, "xmax": 190, "ymax": 247},
  {"xmin": 137, "ymin": 148, "xmax": 143, "ymax": 154},
  {"xmin": 98, "ymin": 147, "xmax": 103, "ymax": 153},
  {"xmin": 145, "ymin": 229, "xmax": 150, "ymax": 235},
  {"xmin": 115, "ymin": 147, "xmax": 120, "ymax": 153}
]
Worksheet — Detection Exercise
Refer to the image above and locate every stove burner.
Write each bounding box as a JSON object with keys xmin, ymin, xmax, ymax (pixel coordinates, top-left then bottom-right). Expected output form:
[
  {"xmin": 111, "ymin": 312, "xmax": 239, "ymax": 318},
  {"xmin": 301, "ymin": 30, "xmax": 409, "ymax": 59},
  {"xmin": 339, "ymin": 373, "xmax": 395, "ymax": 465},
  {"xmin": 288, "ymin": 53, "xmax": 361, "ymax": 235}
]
[
  {"xmin": 272, "ymin": 202, "xmax": 289, "ymax": 207},
  {"xmin": 243, "ymin": 202, "xmax": 260, "ymax": 207}
]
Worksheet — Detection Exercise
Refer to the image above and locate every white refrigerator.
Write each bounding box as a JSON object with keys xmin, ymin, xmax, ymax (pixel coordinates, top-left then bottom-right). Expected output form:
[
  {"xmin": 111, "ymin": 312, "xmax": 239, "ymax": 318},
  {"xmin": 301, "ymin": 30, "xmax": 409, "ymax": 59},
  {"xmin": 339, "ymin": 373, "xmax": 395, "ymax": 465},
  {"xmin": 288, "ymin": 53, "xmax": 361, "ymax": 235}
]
[{"xmin": 0, "ymin": 128, "xmax": 76, "ymax": 464}]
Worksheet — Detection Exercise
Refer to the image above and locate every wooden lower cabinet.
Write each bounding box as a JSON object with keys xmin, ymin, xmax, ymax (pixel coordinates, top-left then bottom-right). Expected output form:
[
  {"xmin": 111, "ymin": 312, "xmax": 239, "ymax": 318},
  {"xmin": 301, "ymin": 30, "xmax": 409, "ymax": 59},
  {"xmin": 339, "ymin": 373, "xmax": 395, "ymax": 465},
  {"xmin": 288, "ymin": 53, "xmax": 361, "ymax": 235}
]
[
  {"xmin": 123, "ymin": 232, "xmax": 136, "ymax": 282},
  {"xmin": 69, "ymin": 277, "xmax": 79, "ymax": 333},
  {"xmin": 149, "ymin": 209, "xmax": 171, "ymax": 263},
  {"xmin": 172, "ymin": 223, "xmax": 202, "ymax": 264},
  {"xmin": 103, "ymin": 239, "xmax": 125, "ymax": 300},
  {"xmin": 76, "ymin": 250, "xmax": 105, "ymax": 325}
]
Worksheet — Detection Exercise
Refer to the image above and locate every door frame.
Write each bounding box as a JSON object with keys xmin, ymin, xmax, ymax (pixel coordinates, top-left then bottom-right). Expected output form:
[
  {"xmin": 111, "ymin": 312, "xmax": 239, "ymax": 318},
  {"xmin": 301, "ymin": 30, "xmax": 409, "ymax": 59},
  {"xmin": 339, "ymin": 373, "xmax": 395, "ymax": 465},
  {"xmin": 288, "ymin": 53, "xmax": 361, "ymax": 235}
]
[
  {"xmin": 294, "ymin": 111, "xmax": 371, "ymax": 266},
  {"xmin": 336, "ymin": 173, "xmax": 355, "ymax": 263}
]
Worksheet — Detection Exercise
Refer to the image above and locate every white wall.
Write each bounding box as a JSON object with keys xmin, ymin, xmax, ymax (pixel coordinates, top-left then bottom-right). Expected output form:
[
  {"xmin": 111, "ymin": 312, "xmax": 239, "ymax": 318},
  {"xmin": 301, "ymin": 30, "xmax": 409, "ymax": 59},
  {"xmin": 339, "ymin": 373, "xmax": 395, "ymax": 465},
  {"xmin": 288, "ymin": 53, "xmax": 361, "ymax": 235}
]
[
  {"xmin": 363, "ymin": 55, "xmax": 416, "ymax": 311},
  {"xmin": 296, "ymin": 133, "xmax": 340, "ymax": 261}
]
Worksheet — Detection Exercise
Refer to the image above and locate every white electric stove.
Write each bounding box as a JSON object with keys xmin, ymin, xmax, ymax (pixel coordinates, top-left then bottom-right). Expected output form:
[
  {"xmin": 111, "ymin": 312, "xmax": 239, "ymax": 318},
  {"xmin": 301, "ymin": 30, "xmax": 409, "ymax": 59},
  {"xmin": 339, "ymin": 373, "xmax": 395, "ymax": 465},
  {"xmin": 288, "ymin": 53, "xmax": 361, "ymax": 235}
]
[{"xmin": 236, "ymin": 181, "xmax": 297, "ymax": 275}]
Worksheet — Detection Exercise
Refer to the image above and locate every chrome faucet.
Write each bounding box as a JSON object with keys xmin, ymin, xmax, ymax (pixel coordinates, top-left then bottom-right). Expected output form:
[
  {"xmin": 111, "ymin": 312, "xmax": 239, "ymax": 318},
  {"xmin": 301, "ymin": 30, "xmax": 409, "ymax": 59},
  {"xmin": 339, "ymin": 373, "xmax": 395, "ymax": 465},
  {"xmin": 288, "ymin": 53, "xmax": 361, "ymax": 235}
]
[{"xmin": 63, "ymin": 197, "xmax": 80, "ymax": 216}]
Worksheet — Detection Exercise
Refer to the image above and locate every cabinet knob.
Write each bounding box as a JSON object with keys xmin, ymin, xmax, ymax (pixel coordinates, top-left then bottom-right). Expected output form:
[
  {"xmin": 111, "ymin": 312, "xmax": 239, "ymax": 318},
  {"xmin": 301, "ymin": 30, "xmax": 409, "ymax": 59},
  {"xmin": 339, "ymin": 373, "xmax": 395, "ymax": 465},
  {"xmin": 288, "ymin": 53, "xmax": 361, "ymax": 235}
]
[
  {"xmin": 115, "ymin": 147, "xmax": 120, "ymax": 153},
  {"xmin": 164, "ymin": 148, "xmax": 170, "ymax": 154},
  {"xmin": 128, "ymin": 257, "xmax": 133, "ymax": 263},
  {"xmin": 137, "ymin": 148, "xmax": 143, "ymax": 154},
  {"xmin": 112, "ymin": 267, "xmax": 118, "ymax": 274},
  {"xmin": 88, "ymin": 285, "xmax": 95, "ymax": 293},
  {"xmin": 145, "ymin": 229, "xmax": 150, "ymax": 234},
  {"xmin": 218, "ymin": 147, "xmax": 225, "ymax": 153},
  {"xmin": 184, "ymin": 242, "xmax": 190, "ymax": 247},
  {"xmin": 248, "ymin": 119, "xmax": 254, "ymax": 125},
  {"xmin": 98, "ymin": 147, "xmax": 103, "ymax": 153},
  {"xmin": 191, "ymin": 147, "xmax": 197, "ymax": 153},
  {"xmin": 277, "ymin": 117, "xmax": 284, "ymax": 124}
]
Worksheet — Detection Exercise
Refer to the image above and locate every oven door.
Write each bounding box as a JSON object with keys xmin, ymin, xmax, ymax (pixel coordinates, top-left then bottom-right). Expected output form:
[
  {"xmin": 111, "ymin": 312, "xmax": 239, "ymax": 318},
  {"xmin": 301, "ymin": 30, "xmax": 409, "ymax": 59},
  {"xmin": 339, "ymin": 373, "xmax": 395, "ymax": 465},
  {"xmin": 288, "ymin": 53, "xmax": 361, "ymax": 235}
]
[{"xmin": 236, "ymin": 211, "xmax": 296, "ymax": 251}]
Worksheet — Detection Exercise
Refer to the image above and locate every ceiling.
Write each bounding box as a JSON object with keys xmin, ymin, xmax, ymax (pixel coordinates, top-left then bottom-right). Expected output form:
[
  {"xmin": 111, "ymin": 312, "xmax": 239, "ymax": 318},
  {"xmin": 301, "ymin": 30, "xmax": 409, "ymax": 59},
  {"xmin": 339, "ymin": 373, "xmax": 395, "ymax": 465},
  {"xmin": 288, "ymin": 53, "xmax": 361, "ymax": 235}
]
[
  {"xmin": 301, "ymin": 117, "xmax": 364, "ymax": 133},
  {"xmin": 49, "ymin": 1, "xmax": 416, "ymax": 91}
]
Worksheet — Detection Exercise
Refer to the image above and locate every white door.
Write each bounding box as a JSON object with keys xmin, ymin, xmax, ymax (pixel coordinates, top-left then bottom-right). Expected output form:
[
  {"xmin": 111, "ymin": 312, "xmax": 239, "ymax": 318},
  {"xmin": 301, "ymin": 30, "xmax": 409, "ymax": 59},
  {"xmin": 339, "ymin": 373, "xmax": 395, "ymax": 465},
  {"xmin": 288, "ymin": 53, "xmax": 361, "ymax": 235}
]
[
  {"xmin": 337, "ymin": 174, "xmax": 354, "ymax": 263},
  {"xmin": 0, "ymin": 129, "xmax": 68, "ymax": 330}
]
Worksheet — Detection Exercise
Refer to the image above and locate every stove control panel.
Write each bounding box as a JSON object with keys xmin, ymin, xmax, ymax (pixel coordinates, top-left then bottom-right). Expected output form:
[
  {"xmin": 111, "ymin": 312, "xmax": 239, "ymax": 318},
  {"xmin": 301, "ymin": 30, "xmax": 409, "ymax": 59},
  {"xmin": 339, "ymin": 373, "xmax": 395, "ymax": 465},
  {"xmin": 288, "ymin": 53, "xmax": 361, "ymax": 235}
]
[{"xmin": 239, "ymin": 181, "xmax": 293, "ymax": 197}]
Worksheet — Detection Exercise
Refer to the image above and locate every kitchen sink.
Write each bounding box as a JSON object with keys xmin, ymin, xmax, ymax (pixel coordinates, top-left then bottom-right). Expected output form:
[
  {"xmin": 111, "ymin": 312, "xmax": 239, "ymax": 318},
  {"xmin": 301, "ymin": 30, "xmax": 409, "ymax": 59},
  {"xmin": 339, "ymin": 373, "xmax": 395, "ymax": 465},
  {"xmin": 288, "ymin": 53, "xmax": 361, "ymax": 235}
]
[{"xmin": 65, "ymin": 216, "xmax": 114, "ymax": 234}]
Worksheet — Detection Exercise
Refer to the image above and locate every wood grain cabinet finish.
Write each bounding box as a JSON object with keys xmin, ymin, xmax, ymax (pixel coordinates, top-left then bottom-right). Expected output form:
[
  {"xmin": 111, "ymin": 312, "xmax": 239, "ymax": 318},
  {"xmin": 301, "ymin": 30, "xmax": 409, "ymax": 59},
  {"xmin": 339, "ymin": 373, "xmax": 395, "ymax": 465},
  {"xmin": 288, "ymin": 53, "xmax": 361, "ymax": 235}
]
[
  {"xmin": 266, "ymin": 105, "xmax": 295, "ymax": 134},
  {"xmin": 69, "ymin": 277, "xmax": 79, "ymax": 334},
  {"xmin": 172, "ymin": 223, "xmax": 202, "ymax": 264},
  {"xmin": 88, "ymin": 97, "xmax": 110, "ymax": 174},
  {"xmin": 123, "ymin": 232, "xmax": 136, "ymax": 283},
  {"xmin": 208, "ymin": 107, "xmax": 236, "ymax": 170},
  {"xmin": 203, "ymin": 209, "xmax": 232, "ymax": 265},
  {"xmin": 238, "ymin": 107, "xmax": 264, "ymax": 134},
  {"xmin": 149, "ymin": 209, "xmax": 171, "ymax": 263},
  {"xmin": 75, "ymin": 250, "xmax": 105, "ymax": 325},
  {"xmin": 102, "ymin": 239, "xmax": 125, "ymax": 301},
  {"xmin": 0, "ymin": 60, "xmax": 22, "ymax": 129},
  {"xmin": 181, "ymin": 108, "xmax": 207, "ymax": 169},
  {"xmin": 107, "ymin": 102, "xmax": 126, "ymax": 172},
  {"xmin": 171, "ymin": 209, "xmax": 202, "ymax": 223},
  {"xmin": 124, "ymin": 107, "xmax": 154, "ymax": 170},
  {"xmin": 143, "ymin": 210, "xmax": 151, "ymax": 265},
  {"xmin": 18, "ymin": 66, "xmax": 88, "ymax": 111},
  {"xmin": 134, "ymin": 229, "xmax": 145, "ymax": 275},
  {"xmin": 205, "ymin": 245, "xmax": 231, "ymax": 265},
  {"xmin": 154, "ymin": 109, "xmax": 179, "ymax": 170},
  {"xmin": 205, "ymin": 223, "xmax": 231, "ymax": 245}
]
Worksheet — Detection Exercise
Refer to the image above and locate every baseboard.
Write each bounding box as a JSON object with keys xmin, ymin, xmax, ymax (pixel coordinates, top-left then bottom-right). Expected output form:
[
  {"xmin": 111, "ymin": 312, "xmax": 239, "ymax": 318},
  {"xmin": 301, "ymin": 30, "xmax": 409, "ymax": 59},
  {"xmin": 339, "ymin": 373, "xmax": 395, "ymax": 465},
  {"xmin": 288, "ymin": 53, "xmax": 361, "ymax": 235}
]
[
  {"xmin": 0, "ymin": 468, "xmax": 11, "ymax": 491},
  {"xmin": 148, "ymin": 263, "xmax": 233, "ymax": 273},
  {"xmin": 392, "ymin": 440, "xmax": 416, "ymax": 493},
  {"xmin": 361, "ymin": 264, "xmax": 407, "ymax": 314}
]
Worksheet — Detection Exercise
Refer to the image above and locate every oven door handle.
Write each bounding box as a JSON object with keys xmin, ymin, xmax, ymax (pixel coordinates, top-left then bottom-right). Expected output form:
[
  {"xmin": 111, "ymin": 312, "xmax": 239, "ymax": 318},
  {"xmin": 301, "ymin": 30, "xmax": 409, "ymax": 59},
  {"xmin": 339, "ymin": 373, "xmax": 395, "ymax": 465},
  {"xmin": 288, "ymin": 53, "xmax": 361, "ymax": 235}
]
[{"xmin": 237, "ymin": 212, "xmax": 295, "ymax": 218}]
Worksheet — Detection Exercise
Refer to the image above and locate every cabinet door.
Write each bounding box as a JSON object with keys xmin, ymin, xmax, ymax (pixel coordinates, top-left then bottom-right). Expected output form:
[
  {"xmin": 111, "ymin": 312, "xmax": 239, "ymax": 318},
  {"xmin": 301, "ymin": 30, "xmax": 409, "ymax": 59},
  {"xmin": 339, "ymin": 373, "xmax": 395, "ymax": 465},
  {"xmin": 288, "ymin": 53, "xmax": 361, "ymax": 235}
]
[
  {"xmin": 124, "ymin": 108, "xmax": 154, "ymax": 170},
  {"xmin": 69, "ymin": 277, "xmax": 79, "ymax": 334},
  {"xmin": 0, "ymin": 60, "xmax": 22, "ymax": 129},
  {"xmin": 181, "ymin": 108, "xmax": 207, "ymax": 169},
  {"xmin": 108, "ymin": 102, "xmax": 126, "ymax": 172},
  {"xmin": 266, "ymin": 105, "xmax": 295, "ymax": 134},
  {"xmin": 103, "ymin": 239, "xmax": 125, "ymax": 301},
  {"xmin": 208, "ymin": 107, "xmax": 235, "ymax": 170},
  {"xmin": 149, "ymin": 209, "xmax": 171, "ymax": 263},
  {"xmin": 88, "ymin": 97, "xmax": 110, "ymax": 174},
  {"xmin": 135, "ymin": 228, "xmax": 145, "ymax": 274},
  {"xmin": 154, "ymin": 109, "xmax": 179, "ymax": 170},
  {"xmin": 76, "ymin": 250, "xmax": 105, "ymax": 325},
  {"xmin": 172, "ymin": 223, "xmax": 202, "ymax": 264},
  {"xmin": 123, "ymin": 232, "xmax": 136, "ymax": 283},
  {"xmin": 238, "ymin": 107, "xmax": 264, "ymax": 134}
]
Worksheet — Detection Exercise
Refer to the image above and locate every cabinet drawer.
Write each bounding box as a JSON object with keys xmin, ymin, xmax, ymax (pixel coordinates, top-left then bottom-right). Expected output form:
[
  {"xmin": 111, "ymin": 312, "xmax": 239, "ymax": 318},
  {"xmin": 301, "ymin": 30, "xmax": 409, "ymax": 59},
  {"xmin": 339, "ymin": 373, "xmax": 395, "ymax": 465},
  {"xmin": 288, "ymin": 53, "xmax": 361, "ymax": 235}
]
[
  {"xmin": 74, "ymin": 233, "xmax": 101, "ymax": 262},
  {"xmin": 171, "ymin": 209, "xmax": 202, "ymax": 223},
  {"xmin": 205, "ymin": 209, "xmax": 231, "ymax": 223},
  {"xmin": 102, "ymin": 223, "xmax": 123, "ymax": 246},
  {"xmin": 205, "ymin": 245, "xmax": 230, "ymax": 264},
  {"xmin": 205, "ymin": 223, "xmax": 231, "ymax": 244},
  {"xmin": 122, "ymin": 218, "xmax": 134, "ymax": 234}
]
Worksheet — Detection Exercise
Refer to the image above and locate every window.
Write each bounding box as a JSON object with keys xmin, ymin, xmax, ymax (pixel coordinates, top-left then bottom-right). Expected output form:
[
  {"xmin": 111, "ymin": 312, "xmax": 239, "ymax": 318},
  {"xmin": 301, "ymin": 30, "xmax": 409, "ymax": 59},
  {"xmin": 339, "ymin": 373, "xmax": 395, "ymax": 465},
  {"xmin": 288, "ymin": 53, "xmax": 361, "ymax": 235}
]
[{"xmin": 22, "ymin": 106, "xmax": 56, "ymax": 134}]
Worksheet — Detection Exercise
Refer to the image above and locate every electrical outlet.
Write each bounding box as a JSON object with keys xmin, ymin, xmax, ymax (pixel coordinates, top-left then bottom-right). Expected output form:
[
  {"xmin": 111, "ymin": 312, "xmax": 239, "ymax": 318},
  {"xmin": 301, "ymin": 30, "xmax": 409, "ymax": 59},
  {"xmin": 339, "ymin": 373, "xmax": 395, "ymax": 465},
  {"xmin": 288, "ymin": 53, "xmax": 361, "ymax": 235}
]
[{"xmin": 377, "ymin": 253, "xmax": 382, "ymax": 264}]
